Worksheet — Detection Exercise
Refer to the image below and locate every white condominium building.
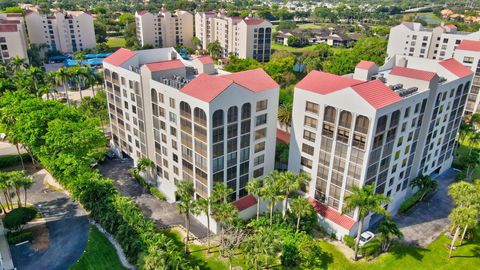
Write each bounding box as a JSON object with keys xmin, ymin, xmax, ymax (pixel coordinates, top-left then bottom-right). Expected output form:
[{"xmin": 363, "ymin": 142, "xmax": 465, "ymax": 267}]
[
  {"xmin": 103, "ymin": 48, "xmax": 279, "ymax": 230},
  {"xmin": 135, "ymin": 10, "xmax": 194, "ymax": 49},
  {"xmin": 288, "ymin": 56, "xmax": 473, "ymax": 237},
  {"xmin": 0, "ymin": 13, "xmax": 28, "ymax": 62},
  {"xmin": 25, "ymin": 10, "xmax": 96, "ymax": 53},
  {"xmin": 387, "ymin": 22, "xmax": 480, "ymax": 114},
  {"xmin": 195, "ymin": 12, "xmax": 272, "ymax": 62},
  {"xmin": 453, "ymin": 40, "xmax": 480, "ymax": 113}
]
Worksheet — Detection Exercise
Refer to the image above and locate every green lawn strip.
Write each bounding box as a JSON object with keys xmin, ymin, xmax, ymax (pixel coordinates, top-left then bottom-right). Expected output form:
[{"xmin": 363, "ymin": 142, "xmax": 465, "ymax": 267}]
[
  {"xmin": 70, "ymin": 225, "xmax": 126, "ymax": 270},
  {"xmin": 106, "ymin": 37, "xmax": 126, "ymax": 48}
]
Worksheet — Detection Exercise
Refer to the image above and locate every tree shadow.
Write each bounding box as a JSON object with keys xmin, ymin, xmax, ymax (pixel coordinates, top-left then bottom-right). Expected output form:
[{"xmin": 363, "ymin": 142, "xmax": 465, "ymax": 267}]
[
  {"xmin": 388, "ymin": 243, "xmax": 427, "ymax": 261},
  {"xmin": 452, "ymin": 244, "xmax": 480, "ymax": 258}
]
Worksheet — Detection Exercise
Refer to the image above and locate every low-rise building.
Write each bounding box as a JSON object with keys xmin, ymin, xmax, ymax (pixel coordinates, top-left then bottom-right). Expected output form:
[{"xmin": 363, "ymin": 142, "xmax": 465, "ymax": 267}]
[
  {"xmin": 0, "ymin": 13, "xmax": 28, "ymax": 62},
  {"xmin": 288, "ymin": 56, "xmax": 473, "ymax": 237},
  {"xmin": 103, "ymin": 47, "xmax": 279, "ymax": 230},
  {"xmin": 453, "ymin": 40, "xmax": 480, "ymax": 113}
]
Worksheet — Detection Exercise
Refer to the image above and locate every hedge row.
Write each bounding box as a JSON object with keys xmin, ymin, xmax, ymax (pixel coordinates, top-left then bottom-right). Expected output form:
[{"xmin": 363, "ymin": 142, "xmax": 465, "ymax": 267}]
[
  {"xmin": 0, "ymin": 153, "xmax": 31, "ymax": 169},
  {"xmin": 7, "ymin": 230, "xmax": 33, "ymax": 244},
  {"xmin": 398, "ymin": 192, "xmax": 422, "ymax": 214}
]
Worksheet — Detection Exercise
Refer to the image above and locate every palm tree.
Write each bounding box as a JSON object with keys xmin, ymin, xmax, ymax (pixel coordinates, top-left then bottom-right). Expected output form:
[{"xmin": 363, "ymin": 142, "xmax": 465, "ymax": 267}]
[
  {"xmin": 192, "ymin": 36, "xmax": 201, "ymax": 49},
  {"xmin": 137, "ymin": 157, "xmax": 155, "ymax": 183},
  {"xmin": 211, "ymin": 183, "xmax": 231, "ymax": 203},
  {"xmin": 342, "ymin": 184, "xmax": 390, "ymax": 261},
  {"xmin": 21, "ymin": 175, "xmax": 34, "ymax": 206},
  {"xmin": 211, "ymin": 201, "xmax": 237, "ymax": 254},
  {"xmin": 448, "ymin": 206, "xmax": 478, "ymax": 258},
  {"xmin": 290, "ymin": 197, "xmax": 313, "ymax": 230},
  {"xmin": 9, "ymin": 56, "xmax": 27, "ymax": 73},
  {"xmin": 279, "ymin": 171, "xmax": 309, "ymax": 219},
  {"xmin": 0, "ymin": 172, "xmax": 14, "ymax": 210},
  {"xmin": 195, "ymin": 197, "xmax": 213, "ymax": 252},
  {"xmin": 206, "ymin": 40, "xmax": 223, "ymax": 60},
  {"xmin": 5, "ymin": 131, "xmax": 25, "ymax": 170},
  {"xmin": 377, "ymin": 218, "xmax": 403, "ymax": 252},
  {"xmin": 277, "ymin": 103, "xmax": 293, "ymax": 131},
  {"xmin": 72, "ymin": 67, "xmax": 87, "ymax": 100},
  {"xmin": 409, "ymin": 175, "xmax": 438, "ymax": 201},
  {"xmin": 464, "ymin": 149, "xmax": 480, "ymax": 181},
  {"xmin": 458, "ymin": 121, "xmax": 474, "ymax": 146},
  {"xmin": 84, "ymin": 66, "xmax": 98, "ymax": 96},
  {"xmin": 243, "ymin": 227, "xmax": 281, "ymax": 269},
  {"xmin": 55, "ymin": 67, "xmax": 71, "ymax": 104},
  {"xmin": 175, "ymin": 180, "xmax": 198, "ymax": 253},
  {"xmin": 28, "ymin": 66, "xmax": 45, "ymax": 97},
  {"xmin": 469, "ymin": 113, "xmax": 480, "ymax": 128},
  {"xmin": 10, "ymin": 171, "xmax": 25, "ymax": 208},
  {"xmin": 448, "ymin": 181, "xmax": 480, "ymax": 245},
  {"xmin": 468, "ymin": 131, "xmax": 480, "ymax": 153},
  {"xmin": 246, "ymin": 178, "xmax": 263, "ymax": 220}
]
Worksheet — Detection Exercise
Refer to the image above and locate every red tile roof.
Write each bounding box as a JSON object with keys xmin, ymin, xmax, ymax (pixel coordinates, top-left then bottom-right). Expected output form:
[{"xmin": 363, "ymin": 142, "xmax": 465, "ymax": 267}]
[
  {"xmin": 181, "ymin": 73, "xmax": 233, "ymax": 102},
  {"xmin": 351, "ymin": 80, "xmax": 402, "ymax": 109},
  {"xmin": 244, "ymin": 18, "xmax": 265, "ymax": 25},
  {"xmin": 145, "ymin": 59, "xmax": 184, "ymax": 72},
  {"xmin": 196, "ymin": 55, "xmax": 214, "ymax": 65},
  {"xmin": 276, "ymin": 129, "xmax": 290, "ymax": 144},
  {"xmin": 233, "ymin": 194, "xmax": 257, "ymax": 211},
  {"xmin": 439, "ymin": 58, "xmax": 474, "ymax": 78},
  {"xmin": 308, "ymin": 197, "xmax": 355, "ymax": 230},
  {"xmin": 0, "ymin": 25, "xmax": 18, "ymax": 32},
  {"xmin": 390, "ymin": 66, "xmax": 436, "ymax": 81},
  {"xmin": 457, "ymin": 40, "xmax": 480, "ymax": 52},
  {"xmin": 356, "ymin": 60, "xmax": 376, "ymax": 70},
  {"xmin": 444, "ymin": 24, "xmax": 457, "ymax": 30},
  {"xmin": 103, "ymin": 48, "xmax": 136, "ymax": 67},
  {"xmin": 181, "ymin": 68, "xmax": 277, "ymax": 102},
  {"xmin": 6, "ymin": 13, "xmax": 22, "ymax": 17},
  {"xmin": 137, "ymin": 10, "xmax": 149, "ymax": 16},
  {"xmin": 296, "ymin": 70, "xmax": 363, "ymax": 95},
  {"xmin": 221, "ymin": 68, "xmax": 278, "ymax": 92}
]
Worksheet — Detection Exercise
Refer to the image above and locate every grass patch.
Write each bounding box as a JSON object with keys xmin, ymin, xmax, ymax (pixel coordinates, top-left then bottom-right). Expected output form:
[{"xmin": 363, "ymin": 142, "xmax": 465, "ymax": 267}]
[
  {"xmin": 70, "ymin": 225, "xmax": 126, "ymax": 270},
  {"xmin": 106, "ymin": 37, "xmax": 126, "ymax": 48},
  {"xmin": 272, "ymin": 43, "xmax": 347, "ymax": 55}
]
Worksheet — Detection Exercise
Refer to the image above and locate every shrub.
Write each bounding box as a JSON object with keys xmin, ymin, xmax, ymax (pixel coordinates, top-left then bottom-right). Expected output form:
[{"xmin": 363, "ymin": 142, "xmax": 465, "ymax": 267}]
[
  {"xmin": 360, "ymin": 238, "xmax": 381, "ymax": 260},
  {"xmin": 4, "ymin": 207, "xmax": 38, "ymax": 231},
  {"xmin": 456, "ymin": 170, "xmax": 467, "ymax": 181},
  {"xmin": 343, "ymin": 235, "xmax": 355, "ymax": 249},
  {"xmin": 398, "ymin": 192, "xmax": 422, "ymax": 214},
  {"xmin": 7, "ymin": 230, "xmax": 33, "ymax": 244},
  {"xmin": 149, "ymin": 186, "xmax": 166, "ymax": 201},
  {"xmin": 0, "ymin": 154, "xmax": 31, "ymax": 168},
  {"xmin": 281, "ymin": 243, "xmax": 299, "ymax": 267}
]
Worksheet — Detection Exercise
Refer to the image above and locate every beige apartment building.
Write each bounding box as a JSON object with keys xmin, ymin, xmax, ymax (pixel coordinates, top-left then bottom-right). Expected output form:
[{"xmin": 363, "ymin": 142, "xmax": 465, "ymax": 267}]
[
  {"xmin": 135, "ymin": 10, "xmax": 194, "ymax": 49},
  {"xmin": 25, "ymin": 10, "xmax": 96, "ymax": 53},
  {"xmin": 0, "ymin": 13, "xmax": 28, "ymax": 62},
  {"xmin": 194, "ymin": 12, "xmax": 272, "ymax": 62}
]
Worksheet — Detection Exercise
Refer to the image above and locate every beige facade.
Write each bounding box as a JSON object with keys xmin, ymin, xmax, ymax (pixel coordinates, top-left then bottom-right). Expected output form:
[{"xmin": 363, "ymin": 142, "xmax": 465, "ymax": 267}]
[
  {"xmin": 25, "ymin": 10, "xmax": 96, "ymax": 53},
  {"xmin": 194, "ymin": 12, "xmax": 272, "ymax": 62},
  {"xmin": 0, "ymin": 13, "xmax": 28, "ymax": 62},
  {"xmin": 135, "ymin": 10, "xmax": 194, "ymax": 49}
]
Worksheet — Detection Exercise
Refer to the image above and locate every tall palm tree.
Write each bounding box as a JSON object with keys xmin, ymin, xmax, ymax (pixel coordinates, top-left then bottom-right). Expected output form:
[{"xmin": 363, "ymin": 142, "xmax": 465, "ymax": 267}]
[
  {"xmin": 72, "ymin": 67, "xmax": 87, "ymax": 100},
  {"xmin": 342, "ymin": 184, "xmax": 390, "ymax": 261},
  {"xmin": 9, "ymin": 56, "xmax": 28, "ymax": 73},
  {"xmin": 377, "ymin": 218, "xmax": 403, "ymax": 252},
  {"xmin": 137, "ymin": 157, "xmax": 155, "ymax": 183},
  {"xmin": 28, "ymin": 66, "xmax": 45, "ymax": 97},
  {"xmin": 5, "ymin": 131, "xmax": 25, "ymax": 170},
  {"xmin": 464, "ymin": 149, "xmax": 480, "ymax": 181},
  {"xmin": 448, "ymin": 206, "xmax": 478, "ymax": 258},
  {"xmin": 262, "ymin": 171, "xmax": 282, "ymax": 225},
  {"xmin": 84, "ymin": 66, "xmax": 98, "ymax": 96},
  {"xmin": 196, "ymin": 197, "xmax": 213, "ymax": 252},
  {"xmin": 448, "ymin": 181, "xmax": 480, "ymax": 245},
  {"xmin": 279, "ymin": 171, "xmax": 309, "ymax": 219},
  {"xmin": 0, "ymin": 172, "xmax": 14, "ymax": 210},
  {"xmin": 55, "ymin": 67, "xmax": 71, "ymax": 104},
  {"xmin": 246, "ymin": 178, "xmax": 263, "ymax": 220},
  {"xmin": 458, "ymin": 121, "xmax": 474, "ymax": 146},
  {"xmin": 175, "ymin": 180, "xmax": 198, "ymax": 253},
  {"xmin": 290, "ymin": 197, "xmax": 313, "ymax": 230},
  {"xmin": 277, "ymin": 103, "xmax": 293, "ymax": 131},
  {"xmin": 211, "ymin": 183, "xmax": 231, "ymax": 203},
  {"xmin": 211, "ymin": 201, "xmax": 237, "ymax": 254},
  {"xmin": 468, "ymin": 131, "xmax": 480, "ymax": 153},
  {"xmin": 243, "ymin": 227, "xmax": 281, "ymax": 270},
  {"xmin": 409, "ymin": 175, "xmax": 438, "ymax": 201}
]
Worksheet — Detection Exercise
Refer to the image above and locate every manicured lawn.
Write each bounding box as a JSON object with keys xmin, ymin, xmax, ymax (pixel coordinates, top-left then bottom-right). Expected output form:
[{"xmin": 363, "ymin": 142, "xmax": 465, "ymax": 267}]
[
  {"xmin": 272, "ymin": 43, "xmax": 347, "ymax": 54},
  {"xmin": 106, "ymin": 37, "xmax": 126, "ymax": 48},
  {"xmin": 454, "ymin": 135, "xmax": 480, "ymax": 178},
  {"xmin": 70, "ymin": 225, "xmax": 125, "ymax": 270}
]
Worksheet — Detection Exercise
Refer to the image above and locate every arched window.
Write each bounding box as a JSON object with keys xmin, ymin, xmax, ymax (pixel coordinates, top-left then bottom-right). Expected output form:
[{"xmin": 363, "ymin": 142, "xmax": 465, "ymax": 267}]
[
  {"xmin": 463, "ymin": 83, "xmax": 470, "ymax": 94},
  {"xmin": 390, "ymin": 110, "xmax": 400, "ymax": 127},
  {"xmin": 259, "ymin": 28, "xmax": 264, "ymax": 34},
  {"xmin": 104, "ymin": 69, "xmax": 111, "ymax": 80},
  {"xmin": 151, "ymin": 88, "xmax": 158, "ymax": 103},
  {"xmin": 112, "ymin": 72, "xmax": 119, "ymax": 82},
  {"xmin": 213, "ymin": 110, "xmax": 223, "ymax": 128},
  {"xmin": 194, "ymin": 108, "xmax": 207, "ymax": 126},
  {"xmin": 376, "ymin": 115, "xmax": 387, "ymax": 134},
  {"xmin": 456, "ymin": 84, "xmax": 463, "ymax": 97},
  {"xmin": 241, "ymin": 103, "xmax": 251, "ymax": 119},
  {"xmin": 228, "ymin": 106, "xmax": 238, "ymax": 123},
  {"xmin": 355, "ymin": 116, "xmax": 369, "ymax": 134},
  {"xmin": 339, "ymin": 111, "xmax": 352, "ymax": 128},
  {"xmin": 266, "ymin": 28, "xmax": 272, "ymax": 34},
  {"xmin": 324, "ymin": 106, "xmax": 336, "ymax": 123},
  {"xmin": 180, "ymin": 101, "xmax": 191, "ymax": 119}
]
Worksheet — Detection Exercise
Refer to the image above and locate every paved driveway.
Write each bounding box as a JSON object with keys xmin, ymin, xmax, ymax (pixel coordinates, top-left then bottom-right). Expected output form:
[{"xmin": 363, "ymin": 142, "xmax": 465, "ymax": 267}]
[
  {"xmin": 393, "ymin": 168, "xmax": 456, "ymax": 247},
  {"xmin": 10, "ymin": 169, "xmax": 89, "ymax": 270},
  {"xmin": 99, "ymin": 158, "xmax": 208, "ymax": 238}
]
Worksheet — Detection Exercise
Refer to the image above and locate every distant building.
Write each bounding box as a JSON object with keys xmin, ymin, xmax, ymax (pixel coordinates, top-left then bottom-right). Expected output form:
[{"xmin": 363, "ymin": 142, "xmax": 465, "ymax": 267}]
[
  {"xmin": 25, "ymin": 10, "xmax": 96, "ymax": 53},
  {"xmin": 194, "ymin": 12, "xmax": 272, "ymax": 62},
  {"xmin": 0, "ymin": 13, "xmax": 28, "ymax": 62},
  {"xmin": 103, "ymin": 47, "xmax": 279, "ymax": 229},
  {"xmin": 453, "ymin": 40, "xmax": 480, "ymax": 113},
  {"xmin": 135, "ymin": 10, "xmax": 194, "ymax": 49},
  {"xmin": 289, "ymin": 56, "xmax": 473, "ymax": 237}
]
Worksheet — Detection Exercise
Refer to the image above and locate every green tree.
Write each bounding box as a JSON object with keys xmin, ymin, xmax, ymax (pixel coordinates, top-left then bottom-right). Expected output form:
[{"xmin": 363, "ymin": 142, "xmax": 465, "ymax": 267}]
[
  {"xmin": 342, "ymin": 184, "xmax": 390, "ymax": 260},
  {"xmin": 263, "ymin": 57, "xmax": 295, "ymax": 85},
  {"xmin": 279, "ymin": 171, "xmax": 309, "ymax": 218},
  {"xmin": 409, "ymin": 175, "xmax": 438, "ymax": 201},
  {"xmin": 9, "ymin": 56, "xmax": 28, "ymax": 73},
  {"xmin": 377, "ymin": 218, "xmax": 403, "ymax": 252},
  {"xmin": 206, "ymin": 40, "xmax": 223, "ymax": 60},
  {"xmin": 246, "ymin": 178, "xmax": 263, "ymax": 220},
  {"xmin": 195, "ymin": 197, "xmax": 213, "ymax": 252},
  {"xmin": 118, "ymin": 13, "xmax": 135, "ymax": 25},
  {"xmin": 224, "ymin": 55, "xmax": 261, "ymax": 72},
  {"xmin": 243, "ymin": 227, "xmax": 282, "ymax": 269},
  {"xmin": 458, "ymin": 121, "xmax": 474, "ymax": 145},
  {"xmin": 290, "ymin": 197, "xmax": 313, "ymax": 230},
  {"xmin": 262, "ymin": 171, "xmax": 283, "ymax": 225},
  {"xmin": 55, "ymin": 67, "xmax": 72, "ymax": 104},
  {"xmin": 136, "ymin": 157, "xmax": 155, "ymax": 182},
  {"xmin": 211, "ymin": 201, "xmax": 238, "ymax": 255},
  {"xmin": 175, "ymin": 180, "xmax": 198, "ymax": 253},
  {"xmin": 448, "ymin": 181, "xmax": 480, "ymax": 245},
  {"xmin": 191, "ymin": 36, "xmax": 201, "ymax": 49},
  {"xmin": 94, "ymin": 21, "xmax": 108, "ymax": 43},
  {"xmin": 464, "ymin": 149, "xmax": 480, "ymax": 181},
  {"xmin": 448, "ymin": 206, "xmax": 478, "ymax": 258},
  {"xmin": 277, "ymin": 103, "xmax": 293, "ymax": 132}
]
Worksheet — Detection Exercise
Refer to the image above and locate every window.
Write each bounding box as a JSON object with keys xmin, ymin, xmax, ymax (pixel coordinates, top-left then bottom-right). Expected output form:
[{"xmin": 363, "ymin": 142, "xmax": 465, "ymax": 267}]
[
  {"xmin": 169, "ymin": 98, "xmax": 175, "ymax": 108},
  {"xmin": 254, "ymin": 142, "xmax": 265, "ymax": 153},
  {"xmin": 228, "ymin": 106, "xmax": 238, "ymax": 123},
  {"xmin": 303, "ymin": 130, "xmax": 315, "ymax": 142},
  {"xmin": 254, "ymin": 155, "xmax": 264, "ymax": 166},
  {"xmin": 256, "ymin": 114, "xmax": 267, "ymax": 126},
  {"xmin": 180, "ymin": 101, "xmax": 191, "ymax": 119},
  {"xmin": 324, "ymin": 106, "xmax": 336, "ymax": 123},
  {"xmin": 212, "ymin": 110, "xmax": 223, "ymax": 128},
  {"xmin": 253, "ymin": 167, "xmax": 264, "ymax": 177},
  {"xmin": 304, "ymin": 116, "xmax": 317, "ymax": 129},
  {"xmin": 301, "ymin": 157, "xmax": 312, "ymax": 169},
  {"xmin": 194, "ymin": 108, "xmax": 207, "ymax": 127},
  {"xmin": 256, "ymin": 100, "xmax": 267, "ymax": 111},
  {"xmin": 339, "ymin": 111, "xmax": 352, "ymax": 128},
  {"xmin": 306, "ymin": 101, "xmax": 319, "ymax": 114},
  {"xmin": 241, "ymin": 103, "xmax": 251, "ymax": 119},
  {"xmin": 463, "ymin": 56, "xmax": 474, "ymax": 64},
  {"xmin": 355, "ymin": 115, "xmax": 369, "ymax": 134},
  {"xmin": 302, "ymin": 144, "xmax": 314, "ymax": 155},
  {"xmin": 255, "ymin": 128, "xmax": 266, "ymax": 140}
]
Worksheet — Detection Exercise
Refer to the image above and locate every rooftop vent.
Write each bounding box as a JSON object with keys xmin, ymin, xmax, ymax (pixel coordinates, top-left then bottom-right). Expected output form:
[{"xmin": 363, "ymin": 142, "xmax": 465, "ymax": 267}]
[
  {"xmin": 395, "ymin": 87, "xmax": 418, "ymax": 97},
  {"xmin": 389, "ymin": 83, "xmax": 403, "ymax": 90},
  {"xmin": 438, "ymin": 77, "xmax": 447, "ymax": 83}
]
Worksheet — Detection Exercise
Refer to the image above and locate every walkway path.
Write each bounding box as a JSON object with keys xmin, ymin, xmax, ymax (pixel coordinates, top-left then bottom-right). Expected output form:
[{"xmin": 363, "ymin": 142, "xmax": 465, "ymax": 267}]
[
  {"xmin": 393, "ymin": 169, "xmax": 456, "ymax": 247},
  {"xmin": 99, "ymin": 158, "xmax": 208, "ymax": 238},
  {"xmin": 9, "ymin": 169, "xmax": 89, "ymax": 270}
]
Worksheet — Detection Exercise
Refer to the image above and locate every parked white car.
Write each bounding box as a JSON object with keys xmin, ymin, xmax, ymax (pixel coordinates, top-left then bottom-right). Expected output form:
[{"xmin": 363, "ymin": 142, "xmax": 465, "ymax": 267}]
[{"xmin": 356, "ymin": 231, "xmax": 375, "ymax": 247}]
